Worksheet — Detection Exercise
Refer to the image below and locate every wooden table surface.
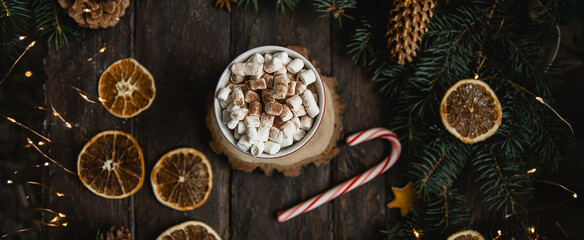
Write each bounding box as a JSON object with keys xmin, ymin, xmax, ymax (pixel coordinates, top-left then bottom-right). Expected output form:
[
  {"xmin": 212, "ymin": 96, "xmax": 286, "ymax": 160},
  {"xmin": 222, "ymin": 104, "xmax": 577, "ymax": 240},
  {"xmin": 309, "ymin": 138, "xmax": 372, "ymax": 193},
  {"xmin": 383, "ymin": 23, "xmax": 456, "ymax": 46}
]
[{"xmin": 42, "ymin": 1, "xmax": 403, "ymax": 239}]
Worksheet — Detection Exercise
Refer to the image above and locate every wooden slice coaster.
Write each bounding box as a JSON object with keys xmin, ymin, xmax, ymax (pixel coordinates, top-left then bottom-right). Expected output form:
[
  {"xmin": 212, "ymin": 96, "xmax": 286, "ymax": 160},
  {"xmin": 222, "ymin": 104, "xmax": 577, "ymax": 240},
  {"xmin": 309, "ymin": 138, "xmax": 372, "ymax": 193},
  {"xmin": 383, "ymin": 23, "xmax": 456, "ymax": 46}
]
[{"xmin": 206, "ymin": 46, "xmax": 343, "ymax": 177}]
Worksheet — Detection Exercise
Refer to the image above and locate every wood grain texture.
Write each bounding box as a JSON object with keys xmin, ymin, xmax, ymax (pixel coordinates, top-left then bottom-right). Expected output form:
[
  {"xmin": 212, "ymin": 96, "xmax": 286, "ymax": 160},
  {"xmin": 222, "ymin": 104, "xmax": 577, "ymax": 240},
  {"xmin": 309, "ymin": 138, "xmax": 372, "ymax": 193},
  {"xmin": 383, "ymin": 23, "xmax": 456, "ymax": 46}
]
[
  {"xmin": 42, "ymin": 3, "xmax": 135, "ymax": 239},
  {"xmin": 131, "ymin": 0, "xmax": 231, "ymax": 239},
  {"xmin": 42, "ymin": 1, "xmax": 404, "ymax": 239}
]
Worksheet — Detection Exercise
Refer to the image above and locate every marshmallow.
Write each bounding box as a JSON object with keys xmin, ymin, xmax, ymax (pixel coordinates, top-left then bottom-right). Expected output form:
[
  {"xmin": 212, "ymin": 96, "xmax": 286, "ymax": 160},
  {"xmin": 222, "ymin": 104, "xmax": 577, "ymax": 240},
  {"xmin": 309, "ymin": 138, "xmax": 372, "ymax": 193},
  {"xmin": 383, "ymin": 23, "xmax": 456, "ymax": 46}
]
[
  {"xmin": 264, "ymin": 53, "xmax": 273, "ymax": 63},
  {"xmin": 264, "ymin": 57, "xmax": 282, "ymax": 73},
  {"xmin": 244, "ymin": 115, "xmax": 261, "ymax": 128},
  {"xmin": 245, "ymin": 90, "xmax": 260, "ymax": 103},
  {"xmin": 248, "ymin": 78, "xmax": 267, "ymax": 90},
  {"xmin": 247, "ymin": 127, "xmax": 258, "ymax": 144},
  {"xmin": 264, "ymin": 141, "xmax": 281, "ymax": 155},
  {"xmin": 290, "ymin": 116, "xmax": 301, "ymax": 129},
  {"xmin": 269, "ymin": 127, "xmax": 284, "ymax": 143},
  {"xmin": 274, "ymin": 67, "xmax": 287, "ymax": 76},
  {"xmin": 262, "ymin": 90, "xmax": 275, "ymax": 103},
  {"xmin": 280, "ymin": 121, "xmax": 296, "ymax": 137},
  {"xmin": 287, "ymin": 58, "xmax": 304, "ymax": 74},
  {"xmin": 281, "ymin": 135, "xmax": 293, "ymax": 148},
  {"xmin": 247, "ymin": 53, "xmax": 265, "ymax": 64},
  {"xmin": 237, "ymin": 135, "xmax": 252, "ymax": 151},
  {"xmin": 260, "ymin": 113, "xmax": 274, "ymax": 127},
  {"xmin": 292, "ymin": 106, "xmax": 307, "ymax": 117},
  {"xmin": 299, "ymin": 69, "xmax": 316, "ymax": 85},
  {"xmin": 230, "ymin": 108, "xmax": 248, "ymax": 121},
  {"xmin": 227, "ymin": 119, "xmax": 239, "ymax": 129},
  {"xmin": 258, "ymin": 126, "xmax": 270, "ymax": 142},
  {"xmin": 230, "ymin": 74, "xmax": 245, "ymax": 83},
  {"xmin": 262, "ymin": 74, "xmax": 274, "ymax": 88},
  {"xmin": 295, "ymin": 81, "xmax": 307, "ymax": 94},
  {"xmin": 280, "ymin": 105, "xmax": 293, "ymax": 122},
  {"xmin": 234, "ymin": 131, "xmax": 240, "ymax": 139},
  {"xmin": 305, "ymin": 103, "xmax": 320, "ymax": 118},
  {"xmin": 286, "ymin": 95, "xmax": 302, "ymax": 110},
  {"xmin": 272, "ymin": 75, "xmax": 288, "ymax": 99},
  {"xmin": 227, "ymin": 103, "xmax": 240, "ymax": 112},
  {"xmin": 250, "ymin": 141, "xmax": 265, "ymax": 156},
  {"xmin": 219, "ymin": 94, "xmax": 232, "ymax": 108},
  {"xmin": 236, "ymin": 121, "xmax": 247, "ymax": 135},
  {"xmin": 249, "ymin": 102, "xmax": 262, "ymax": 116},
  {"xmin": 231, "ymin": 63, "xmax": 245, "ymax": 76},
  {"xmin": 287, "ymin": 81, "xmax": 296, "ymax": 96},
  {"xmin": 300, "ymin": 115, "xmax": 313, "ymax": 130},
  {"xmin": 216, "ymin": 87, "xmax": 231, "ymax": 102},
  {"xmin": 232, "ymin": 88, "xmax": 245, "ymax": 107},
  {"xmin": 293, "ymin": 129, "xmax": 306, "ymax": 141},
  {"xmin": 244, "ymin": 62, "xmax": 264, "ymax": 76},
  {"xmin": 274, "ymin": 52, "xmax": 292, "ymax": 65},
  {"xmin": 222, "ymin": 109, "xmax": 230, "ymax": 124},
  {"xmin": 273, "ymin": 116, "xmax": 285, "ymax": 128},
  {"xmin": 265, "ymin": 101, "xmax": 283, "ymax": 115},
  {"xmin": 301, "ymin": 90, "xmax": 317, "ymax": 107}
]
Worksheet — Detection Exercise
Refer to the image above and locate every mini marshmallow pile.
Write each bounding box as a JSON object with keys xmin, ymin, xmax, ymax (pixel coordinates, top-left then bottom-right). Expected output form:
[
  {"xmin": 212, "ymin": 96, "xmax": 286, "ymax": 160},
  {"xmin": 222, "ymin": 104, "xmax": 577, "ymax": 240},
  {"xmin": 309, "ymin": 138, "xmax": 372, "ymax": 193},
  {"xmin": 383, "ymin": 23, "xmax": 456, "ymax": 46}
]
[{"xmin": 216, "ymin": 51, "xmax": 320, "ymax": 156}]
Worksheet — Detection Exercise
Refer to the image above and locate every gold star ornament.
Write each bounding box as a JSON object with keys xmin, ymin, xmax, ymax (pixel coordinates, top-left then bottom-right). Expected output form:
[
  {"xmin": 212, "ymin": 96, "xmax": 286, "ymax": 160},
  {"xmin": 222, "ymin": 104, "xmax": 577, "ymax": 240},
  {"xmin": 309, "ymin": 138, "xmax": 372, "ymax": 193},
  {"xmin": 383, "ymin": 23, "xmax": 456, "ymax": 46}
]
[{"xmin": 386, "ymin": 181, "xmax": 418, "ymax": 217}]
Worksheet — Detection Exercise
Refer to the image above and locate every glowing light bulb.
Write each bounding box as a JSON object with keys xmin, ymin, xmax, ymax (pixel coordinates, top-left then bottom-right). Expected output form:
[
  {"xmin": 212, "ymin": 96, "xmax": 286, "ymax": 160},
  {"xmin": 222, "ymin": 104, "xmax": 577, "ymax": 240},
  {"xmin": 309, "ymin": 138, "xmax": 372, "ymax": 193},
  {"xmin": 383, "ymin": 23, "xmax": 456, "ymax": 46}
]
[
  {"xmin": 62, "ymin": 222, "xmax": 68, "ymax": 227},
  {"xmin": 529, "ymin": 226, "xmax": 535, "ymax": 234},
  {"xmin": 7, "ymin": 180, "xmax": 13, "ymax": 184},
  {"xmin": 99, "ymin": 47, "xmax": 106, "ymax": 53},
  {"xmin": 58, "ymin": 213, "xmax": 66, "ymax": 217},
  {"xmin": 38, "ymin": 141, "xmax": 45, "ymax": 145},
  {"xmin": 497, "ymin": 230, "xmax": 502, "ymax": 236},
  {"xmin": 474, "ymin": 73, "xmax": 479, "ymax": 79},
  {"xmin": 44, "ymin": 162, "xmax": 50, "ymax": 166},
  {"xmin": 19, "ymin": 36, "xmax": 26, "ymax": 40},
  {"xmin": 50, "ymin": 216, "xmax": 59, "ymax": 223},
  {"xmin": 65, "ymin": 122, "xmax": 72, "ymax": 128},
  {"xmin": 527, "ymin": 168, "xmax": 537, "ymax": 174},
  {"xmin": 83, "ymin": 8, "xmax": 91, "ymax": 12},
  {"xmin": 413, "ymin": 229, "xmax": 420, "ymax": 238},
  {"xmin": 56, "ymin": 192, "xmax": 64, "ymax": 197},
  {"xmin": 25, "ymin": 71, "xmax": 32, "ymax": 77},
  {"xmin": 574, "ymin": 193, "xmax": 578, "ymax": 199}
]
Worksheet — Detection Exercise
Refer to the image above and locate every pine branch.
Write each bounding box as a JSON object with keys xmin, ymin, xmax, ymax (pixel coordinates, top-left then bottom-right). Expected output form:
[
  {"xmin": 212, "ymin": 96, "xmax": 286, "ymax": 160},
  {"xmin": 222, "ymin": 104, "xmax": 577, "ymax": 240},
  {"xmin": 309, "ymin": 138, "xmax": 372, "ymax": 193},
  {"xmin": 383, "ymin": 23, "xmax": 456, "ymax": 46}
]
[
  {"xmin": 410, "ymin": 139, "xmax": 469, "ymax": 196},
  {"xmin": 471, "ymin": 144, "xmax": 531, "ymax": 217},
  {"xmin": 313, "ymin": 0, "xmax": 355, "ymax": 26},
  {"xmin": 0, "ymin": 0, "xmax": 31, "ymax": 62},
  {"xmin": 33, "ymin": 0, "xmax": 79, "ymax": 48}
]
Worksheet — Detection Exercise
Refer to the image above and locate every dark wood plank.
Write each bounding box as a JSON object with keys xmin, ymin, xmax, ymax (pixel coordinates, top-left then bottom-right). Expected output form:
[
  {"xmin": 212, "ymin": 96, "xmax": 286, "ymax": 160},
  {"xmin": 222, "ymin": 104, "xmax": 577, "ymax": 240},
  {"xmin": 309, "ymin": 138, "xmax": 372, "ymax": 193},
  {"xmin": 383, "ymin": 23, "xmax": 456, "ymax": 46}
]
[
  {"xmin": 42, "ymin": 4, "xmax": 135, "ymax": 239},
  {"xmin": 229, "ymin": 2, "xmax": 333, "ymax": 239},
  {"xmin": 131, "ymin": 0, "xmax": 231, "ymax": 239},
  {"xmin": 330, "ymin": 21, "xmax": 400, "ymax": 239}
]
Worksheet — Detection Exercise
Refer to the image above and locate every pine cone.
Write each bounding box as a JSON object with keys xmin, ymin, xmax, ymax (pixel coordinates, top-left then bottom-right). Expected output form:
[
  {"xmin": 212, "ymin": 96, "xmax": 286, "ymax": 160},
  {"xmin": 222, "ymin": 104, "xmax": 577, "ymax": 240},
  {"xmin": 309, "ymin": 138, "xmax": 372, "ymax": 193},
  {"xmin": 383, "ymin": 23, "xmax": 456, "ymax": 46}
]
[
  {"xmin": 386, "ymin": 0, "xmax": 436, "ymax": 65},
  {"xmin": 97, "ymin": 225, "xmax": 132, "ymax": 240},
  {"xmin": 58, "ymin": 0, "xmax": 130, "ymax": 29}
]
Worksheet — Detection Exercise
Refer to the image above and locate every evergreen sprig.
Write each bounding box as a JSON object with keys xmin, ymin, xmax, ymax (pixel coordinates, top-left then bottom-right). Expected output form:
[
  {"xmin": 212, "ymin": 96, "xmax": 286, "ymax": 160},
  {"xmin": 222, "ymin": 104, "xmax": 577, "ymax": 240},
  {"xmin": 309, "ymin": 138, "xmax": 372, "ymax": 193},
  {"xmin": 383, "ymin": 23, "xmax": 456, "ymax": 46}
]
[
  {"xmin": 34, "ymin": 0, "xmax": 79, "ymax": 48},
  {"xmin": 0, "ymin": 0, "xmax": 79, "ymax": 63},
  {"xmin": 313, "ymin": 0, "xmax": 355, "ymax": 26},
  {"xmin": 348, "ymin": 0, "xmax": 575, "ymax": 238},
  {"xmin": 1, "ymin": 0, "xmax": 31, "ymax": 61}
]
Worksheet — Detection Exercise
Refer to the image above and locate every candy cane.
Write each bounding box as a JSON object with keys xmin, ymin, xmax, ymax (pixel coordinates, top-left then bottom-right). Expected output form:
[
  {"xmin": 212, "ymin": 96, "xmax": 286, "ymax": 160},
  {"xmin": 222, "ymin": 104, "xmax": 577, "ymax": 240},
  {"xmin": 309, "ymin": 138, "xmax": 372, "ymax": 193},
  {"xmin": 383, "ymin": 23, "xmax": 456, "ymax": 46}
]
[{"xmin": 277, "ymin": 128, "xmax": 401, "ymax": 222}]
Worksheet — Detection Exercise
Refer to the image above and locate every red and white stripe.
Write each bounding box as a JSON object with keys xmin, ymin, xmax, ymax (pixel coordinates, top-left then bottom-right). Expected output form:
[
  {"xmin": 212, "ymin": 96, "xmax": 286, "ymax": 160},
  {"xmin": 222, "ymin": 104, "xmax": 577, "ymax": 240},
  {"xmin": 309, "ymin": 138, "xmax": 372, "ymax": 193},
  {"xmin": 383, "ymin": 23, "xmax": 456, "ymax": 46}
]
[{"xmin": 277, "ymin": 128, "xmax": 401, "ymax": 222}]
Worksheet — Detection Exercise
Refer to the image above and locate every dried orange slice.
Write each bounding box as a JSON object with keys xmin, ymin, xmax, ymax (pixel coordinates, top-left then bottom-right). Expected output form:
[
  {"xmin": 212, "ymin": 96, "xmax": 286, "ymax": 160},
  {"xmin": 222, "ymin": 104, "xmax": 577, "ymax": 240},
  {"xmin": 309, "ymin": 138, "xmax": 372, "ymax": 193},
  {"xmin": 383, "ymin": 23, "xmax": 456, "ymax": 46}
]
[
  {"xmin": 157, "ymin": 221, "xmax": 221, "ymax": 240},
  {"xmin": 77, "ymin": 130, "xmax": 145, "ymax": 199},
  {"xmin": 440, "ymin": 79, "xmax": 502, "ymax": 144},
  {"xmin": 447, "ymin": 229, "xmax": 485, "ymax": 240},
  {"xmin": 99, "ymin": 58, "xmax": 156, "ymax": 118},
  {"xmin": 151, "ymin": 148, "xmax": 213, "ymax": 211}
]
